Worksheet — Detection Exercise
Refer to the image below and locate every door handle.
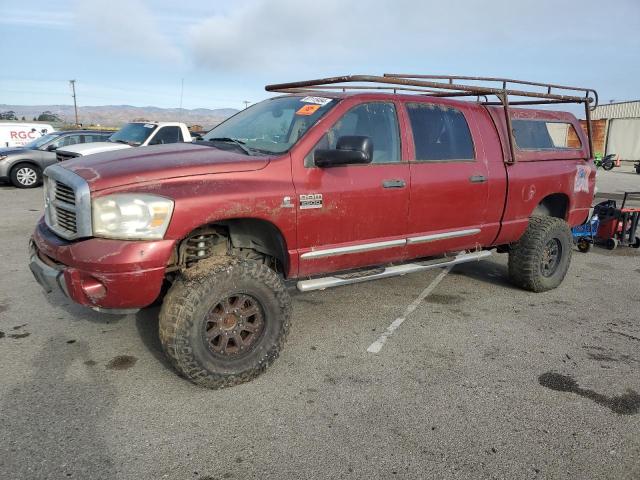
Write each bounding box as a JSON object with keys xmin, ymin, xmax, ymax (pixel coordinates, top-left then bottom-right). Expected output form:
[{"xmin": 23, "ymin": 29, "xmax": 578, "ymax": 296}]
[
  {"xmin": 469, "ymin": 175, "xmax": 487, "ymax": 184},
  {"xmin": 382, "ymin": 179, "xmax": 406, "ymax": 189}
]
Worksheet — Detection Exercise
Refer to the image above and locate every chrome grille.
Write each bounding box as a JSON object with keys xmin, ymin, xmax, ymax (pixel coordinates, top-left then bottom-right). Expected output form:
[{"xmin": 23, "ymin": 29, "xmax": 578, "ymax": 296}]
[
  {"xmin": 54, "ymin": 205, "xmax": 77, "ymax": 233},
  {"xmin": 43, "ymin": 164, "xmax": 92, "ymax": 240},
  {"xmin": 55, "ymin": 182, "xmax": 76, "ymax": 206}
]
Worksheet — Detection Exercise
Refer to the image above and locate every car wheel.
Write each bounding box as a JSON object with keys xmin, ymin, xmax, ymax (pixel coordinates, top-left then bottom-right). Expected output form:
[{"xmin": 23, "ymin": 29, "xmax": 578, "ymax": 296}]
[
  {"xmin": 159, "ymin": 257, "xmax": 291, "ymax": 389},
  {"xmin": 10, "ymin": 163, "xmax": 42, "ymax": 188},
  {"xmin": 508, "ymin": 216, "xmax": 573, "ymax": 292},
  {"xmin": 577, "ymin": 239, "xmax": 592, "ymax": 253}
]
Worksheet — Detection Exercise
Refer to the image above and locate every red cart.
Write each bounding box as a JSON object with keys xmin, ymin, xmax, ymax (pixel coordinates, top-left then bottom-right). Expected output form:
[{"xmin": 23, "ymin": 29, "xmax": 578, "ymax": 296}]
[{"xmin": 595, "ymin": 192, "xmax": 640, "ymax": 250}]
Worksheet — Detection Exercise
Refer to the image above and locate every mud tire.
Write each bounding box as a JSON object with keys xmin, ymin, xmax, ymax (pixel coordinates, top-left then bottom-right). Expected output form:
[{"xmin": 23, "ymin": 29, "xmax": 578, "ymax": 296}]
[
  {"xmin": 508, "ymin": 216, "xmax": 573, "ymax": 292},
  {"xmin": 159, "ymin": 257, "xmax": 291, "ymax": 389}
]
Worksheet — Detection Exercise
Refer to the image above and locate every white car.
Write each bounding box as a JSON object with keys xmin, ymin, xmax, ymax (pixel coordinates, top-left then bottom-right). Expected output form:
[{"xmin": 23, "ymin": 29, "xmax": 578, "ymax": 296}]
[
  {"xmin": 0, "ymin": 122, "xmax": 55, "ymax": 148},
  {"xmin": 56, "ymin": 121, "xmax": 192, "ymax": 161}
]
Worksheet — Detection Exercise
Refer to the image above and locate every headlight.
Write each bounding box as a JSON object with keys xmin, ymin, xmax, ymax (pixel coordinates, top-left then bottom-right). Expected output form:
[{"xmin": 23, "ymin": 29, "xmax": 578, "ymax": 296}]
[{"xmin": 92, "ymin": 194, "xmax": 174, "ymax": 240}]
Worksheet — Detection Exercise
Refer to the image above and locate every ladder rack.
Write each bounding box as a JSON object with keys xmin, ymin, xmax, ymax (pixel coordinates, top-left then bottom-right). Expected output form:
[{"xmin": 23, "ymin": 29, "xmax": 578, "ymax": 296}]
[{"xmin": 265, "ymin": 74, "xmax": 598, "ymax": 163}]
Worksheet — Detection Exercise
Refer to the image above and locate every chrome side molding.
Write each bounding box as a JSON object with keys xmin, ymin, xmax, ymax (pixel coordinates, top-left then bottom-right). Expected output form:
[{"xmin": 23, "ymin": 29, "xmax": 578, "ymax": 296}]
[
  {"xmin": 406, "ymin": 228, "xmax": 480, "ymax": 245},
  {"xmin": 301, "ymin": 228, "xmax": 481, "ymax": 260},
  {"xmin": 300, "ymin": 239, "xmax": 406, "ymax": 259}
]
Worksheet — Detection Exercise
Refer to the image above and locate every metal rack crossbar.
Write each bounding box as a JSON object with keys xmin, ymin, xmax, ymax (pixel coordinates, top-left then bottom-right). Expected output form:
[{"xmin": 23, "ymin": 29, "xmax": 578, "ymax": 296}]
[{"xmin": 265, "ymin": 74, "xmax": 598, "ymax": 163}]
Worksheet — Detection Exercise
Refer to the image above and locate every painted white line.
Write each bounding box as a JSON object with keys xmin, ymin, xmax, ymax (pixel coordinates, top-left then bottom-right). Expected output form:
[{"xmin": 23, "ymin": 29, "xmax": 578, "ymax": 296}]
[{"xmin": 366, "ymin": 266, "xmax": 452, "ymax": 354}]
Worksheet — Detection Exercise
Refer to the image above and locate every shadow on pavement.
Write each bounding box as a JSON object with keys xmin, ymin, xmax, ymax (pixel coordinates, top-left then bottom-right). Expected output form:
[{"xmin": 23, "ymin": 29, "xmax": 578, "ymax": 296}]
[
  {"xmin": 449, "ymin": 259, "xmax": 518, "ymax": 290},
  {"xmin": 135, "ymin": 306, "xmax": 175, "ymax": 372}
]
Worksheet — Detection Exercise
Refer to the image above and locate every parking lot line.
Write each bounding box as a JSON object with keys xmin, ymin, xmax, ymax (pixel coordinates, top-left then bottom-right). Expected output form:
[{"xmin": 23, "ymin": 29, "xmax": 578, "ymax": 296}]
[{"xmin": 366, "ymin": 266, "xmax": 452, "ymax": 353}]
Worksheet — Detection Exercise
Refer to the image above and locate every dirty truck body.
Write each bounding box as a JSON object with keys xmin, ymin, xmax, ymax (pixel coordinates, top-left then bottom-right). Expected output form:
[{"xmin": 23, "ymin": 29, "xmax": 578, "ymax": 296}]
[{"xmin": 29, "ymin": 75, "xmax": 597, "ymax": 388}]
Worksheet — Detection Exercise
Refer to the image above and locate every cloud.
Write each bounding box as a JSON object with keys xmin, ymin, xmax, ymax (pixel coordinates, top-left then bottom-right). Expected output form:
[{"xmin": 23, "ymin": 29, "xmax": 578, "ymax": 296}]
[
  {"xmin": 186, "ymin": 0, "xmax": 640, "ymax": 75},
  {"xmin": 73, "ymin": 0, "xmax": 183, "ymax": 63},
  {"xmin": 0, "ymin": 9, "xmax": 72, "ymax": 28}
]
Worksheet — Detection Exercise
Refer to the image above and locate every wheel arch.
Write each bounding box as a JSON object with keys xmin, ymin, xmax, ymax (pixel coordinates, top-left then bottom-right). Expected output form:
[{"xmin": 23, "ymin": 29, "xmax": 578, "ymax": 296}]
[
  {"xmin": 178, "ymin": 217, "xmax": 290, "ymax": 275},
  {"xmin": 532, "ymin": 193, "xmax": 570, "ymax": 220}
]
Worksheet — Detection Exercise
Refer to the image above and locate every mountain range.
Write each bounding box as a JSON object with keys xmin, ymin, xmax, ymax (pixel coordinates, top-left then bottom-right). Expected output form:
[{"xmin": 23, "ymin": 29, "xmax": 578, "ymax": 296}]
[{"xmin": 0, "ymin": 104, "xmax": 238, "ymax": 129}]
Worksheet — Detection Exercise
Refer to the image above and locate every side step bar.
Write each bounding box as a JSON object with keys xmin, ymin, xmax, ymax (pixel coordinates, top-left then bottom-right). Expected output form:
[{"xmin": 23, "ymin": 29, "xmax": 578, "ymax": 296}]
[{"xmin": 296, "ymin": 250, "xmax": 492, "ymax": 292}]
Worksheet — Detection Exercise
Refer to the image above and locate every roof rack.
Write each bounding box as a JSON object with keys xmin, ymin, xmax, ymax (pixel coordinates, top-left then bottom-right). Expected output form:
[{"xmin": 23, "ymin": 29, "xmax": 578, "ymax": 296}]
[{"xmin": 265, "ymin": 74, "xmax": 598, "ymax": 163}]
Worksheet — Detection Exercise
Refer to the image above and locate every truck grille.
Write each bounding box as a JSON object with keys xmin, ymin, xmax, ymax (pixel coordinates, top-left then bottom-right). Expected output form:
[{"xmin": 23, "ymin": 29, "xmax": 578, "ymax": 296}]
[
  {"xmin": 51, "ymin": 181, "xmax": 78, "ymax": 234},
  {"xmin": 56, "ymin": 151, "xmax": 80, "ymax": 162},
  {"xmin": 55, "ymin": 182, "xmax": 76, "ymax": 206},
  {"xmin": 43, "ymin": 165, "xmax": 92, "ymax": 240}
]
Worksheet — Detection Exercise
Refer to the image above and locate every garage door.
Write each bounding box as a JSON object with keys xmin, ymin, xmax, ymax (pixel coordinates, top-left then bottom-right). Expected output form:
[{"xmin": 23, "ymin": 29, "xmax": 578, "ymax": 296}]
[{"xmin": 606, "ymin": 118, "xmax": 640, "ymax": 161}]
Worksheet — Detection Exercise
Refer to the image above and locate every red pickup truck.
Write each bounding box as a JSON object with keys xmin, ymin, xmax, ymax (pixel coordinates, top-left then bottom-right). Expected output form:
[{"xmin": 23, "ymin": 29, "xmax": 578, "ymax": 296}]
[{"xmin": 29, "ymin": 74, "xmax": 597, "ymax": 388}]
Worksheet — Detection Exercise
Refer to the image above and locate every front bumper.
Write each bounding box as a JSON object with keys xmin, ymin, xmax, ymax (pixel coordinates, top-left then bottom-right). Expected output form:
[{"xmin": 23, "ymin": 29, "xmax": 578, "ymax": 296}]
[
  {"xmin": 30, "ymin": 219, "xmax": 176, "ymax": 311},
  {"xmin": 29, "ymin": 243, "xmax": 69, "ymax": 296}
]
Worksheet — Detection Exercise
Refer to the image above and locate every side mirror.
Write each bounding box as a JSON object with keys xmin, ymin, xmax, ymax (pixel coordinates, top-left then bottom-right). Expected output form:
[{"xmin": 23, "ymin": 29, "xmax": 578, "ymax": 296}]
[
  {"xmin": 314, "ymin": 136, "xmax": 373, "ymax": 168},
  {"xmin": 46, "ymin": 144, "xmax": 58, "ymax": 151}
]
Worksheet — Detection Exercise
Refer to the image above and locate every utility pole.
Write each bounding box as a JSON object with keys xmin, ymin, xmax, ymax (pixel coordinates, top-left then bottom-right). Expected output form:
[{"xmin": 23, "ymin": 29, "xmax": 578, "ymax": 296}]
[
  {"xmin": 243, "ymin": 100, "xmax": 250, "ymax": 109},
  {"xmin": 179, "ymin": 78, "xmax": 184, "ymax": 122},
  {"xmin": 69, "ymin": 80, "xmax": 79, "ymax": 126}
]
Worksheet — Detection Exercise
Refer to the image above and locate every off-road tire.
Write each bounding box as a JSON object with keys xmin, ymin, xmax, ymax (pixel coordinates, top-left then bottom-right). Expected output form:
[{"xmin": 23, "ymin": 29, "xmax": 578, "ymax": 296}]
[
  {"xmin": 10, "ymin": 163, "xmax": 42, "ymax": 188},
  {"xmin": 159, "ymin": 257, "xmax": 291, "ymax": 389},
  {"xmin": 508, "ymin": 216, "xmax": 573, "ymax": 292}
]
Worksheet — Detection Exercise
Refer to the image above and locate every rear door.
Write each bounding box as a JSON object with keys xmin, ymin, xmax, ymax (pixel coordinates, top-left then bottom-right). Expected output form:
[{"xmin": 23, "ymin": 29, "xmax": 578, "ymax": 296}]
[
  {"xmin": 292, "ymin": 100, "xmax": 410, "ymax": 276},
  {"xmin": 403, "ymin": 101, "xmax": 494, "ymax": 258}
]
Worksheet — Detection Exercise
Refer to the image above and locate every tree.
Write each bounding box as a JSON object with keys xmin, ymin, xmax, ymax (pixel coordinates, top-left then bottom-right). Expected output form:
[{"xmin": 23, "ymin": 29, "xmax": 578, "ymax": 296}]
[
  {"xmin": 37, "ymin": 111, "xmax": 62, "ymax": 122},
  {"xmin": 21, "ymin": 116, "xmax": 25, "ymax": 121},
  {"xmin": 0, "ymin": 111, "xmax": 17, "ymax": 120}
]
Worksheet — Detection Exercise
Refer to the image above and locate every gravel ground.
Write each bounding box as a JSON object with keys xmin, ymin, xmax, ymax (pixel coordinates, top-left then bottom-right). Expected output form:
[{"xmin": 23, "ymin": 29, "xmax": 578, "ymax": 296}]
[{"xmin": 0, "ymin": 168, "xmax": 639, "ymax": 480}]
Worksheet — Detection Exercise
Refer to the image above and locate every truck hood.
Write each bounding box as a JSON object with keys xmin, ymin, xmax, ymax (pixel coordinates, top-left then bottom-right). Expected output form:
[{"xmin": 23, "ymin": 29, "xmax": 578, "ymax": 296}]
[
  {"xmin": 60, "ymin": 142, "xmax": 271, "ymax": 191},
  {"xmin": 58, "ymin": 142, "xmax": 131, "ymax": 156}
]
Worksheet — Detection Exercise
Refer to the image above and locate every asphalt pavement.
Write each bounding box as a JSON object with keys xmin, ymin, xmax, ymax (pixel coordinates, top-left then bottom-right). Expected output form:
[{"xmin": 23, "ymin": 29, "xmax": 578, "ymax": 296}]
[{"xmin": 0, "ymin": 168, "xmax": 639, "ymax": 480}]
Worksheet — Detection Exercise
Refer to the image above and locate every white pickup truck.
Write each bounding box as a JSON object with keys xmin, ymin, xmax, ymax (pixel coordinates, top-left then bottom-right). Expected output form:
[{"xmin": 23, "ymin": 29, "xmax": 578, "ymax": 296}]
[{"xmin": 56, "ymin": 121, "xmax": 192, "ymax": 161}]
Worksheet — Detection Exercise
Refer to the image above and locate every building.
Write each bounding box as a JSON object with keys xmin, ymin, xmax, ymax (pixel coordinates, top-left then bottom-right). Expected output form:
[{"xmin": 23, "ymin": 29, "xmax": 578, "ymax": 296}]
[{"xmin": 589, "ymin": 100, "xmax": 640, "ymax": 162}]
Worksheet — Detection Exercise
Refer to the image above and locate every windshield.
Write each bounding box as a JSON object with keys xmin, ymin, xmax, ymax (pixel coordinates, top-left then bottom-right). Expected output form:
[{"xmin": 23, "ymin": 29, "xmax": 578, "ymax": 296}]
[
  {"xmin": 202, "ymin": 96, "xmax": 337, "ymax": 154},
  {"xmin": 109, "ymin": 123, "xmax": 157, "ymax": 146},
  {"xmin": 23, "ymin": 133, "xmax": 60, "ymax": 149}
]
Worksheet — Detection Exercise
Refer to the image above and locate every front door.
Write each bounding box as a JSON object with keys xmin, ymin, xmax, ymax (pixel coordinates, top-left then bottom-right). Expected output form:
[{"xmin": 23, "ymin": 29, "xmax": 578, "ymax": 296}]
[{"xmin": 292, "ymin": 100, "xmax": 410, "ymax": 277}]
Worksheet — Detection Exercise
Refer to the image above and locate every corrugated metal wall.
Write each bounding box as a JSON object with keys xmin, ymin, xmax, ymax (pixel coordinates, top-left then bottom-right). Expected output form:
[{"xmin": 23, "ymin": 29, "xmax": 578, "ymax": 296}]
[{"xmin": 592, "ymin": 101, "xmax": 640, "ymax": 120}]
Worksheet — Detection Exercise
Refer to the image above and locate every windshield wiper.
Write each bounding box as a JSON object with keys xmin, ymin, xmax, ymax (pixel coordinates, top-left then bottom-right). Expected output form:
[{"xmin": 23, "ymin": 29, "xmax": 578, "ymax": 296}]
[{"xmin": 206, "ymin": 137, "xmax": 252, "ymax": 155}]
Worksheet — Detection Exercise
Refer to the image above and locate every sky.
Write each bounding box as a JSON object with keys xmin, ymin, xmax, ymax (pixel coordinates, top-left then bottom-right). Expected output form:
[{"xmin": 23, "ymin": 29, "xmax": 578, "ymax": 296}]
[{"xmin": 0, "ymin": 0, "xmax": 639, "ymax": 112}]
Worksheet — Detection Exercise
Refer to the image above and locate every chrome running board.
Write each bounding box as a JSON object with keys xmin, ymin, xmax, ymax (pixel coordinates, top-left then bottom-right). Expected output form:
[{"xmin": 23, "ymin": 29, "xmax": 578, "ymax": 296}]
[{"xmin": 296, "ymin": 250, "xmax": 492, "ymax": 292}]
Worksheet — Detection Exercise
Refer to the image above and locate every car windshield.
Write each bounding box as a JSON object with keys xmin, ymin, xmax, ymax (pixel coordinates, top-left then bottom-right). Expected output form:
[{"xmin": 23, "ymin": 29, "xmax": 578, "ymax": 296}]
[
  {"xmin": 202, "ymin": 96, "xmax": 337, "ymax": 154},
  {"xmin": 109, "ymin": 123, "xmax": 157, "ymax": 146},
  {"xmin": 24, "ymin": 133, "xmax": 60, "ymax": 149}
]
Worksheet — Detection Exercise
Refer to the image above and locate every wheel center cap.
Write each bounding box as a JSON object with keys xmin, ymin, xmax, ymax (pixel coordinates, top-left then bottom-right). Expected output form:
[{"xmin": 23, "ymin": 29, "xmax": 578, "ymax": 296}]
[{"xmin": 221, "ymin": 314, "xmax": 239, "ymax": 330}]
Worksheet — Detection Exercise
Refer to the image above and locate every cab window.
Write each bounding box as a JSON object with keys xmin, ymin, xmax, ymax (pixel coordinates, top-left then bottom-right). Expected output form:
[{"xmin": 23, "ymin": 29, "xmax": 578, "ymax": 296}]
[
  {"xmin": 406, "ymin": 103, "xmax": 475, "ymax": 161},
  {"xmin": 150, "ymin": 126, "xmax": 183, "ymax": 145},
  {"xmin": 305, "ymin": 102, "xmax": 401, "ymax": 167},
  {"xmin": 62, "ymin": 135, "xmax": 83, "ymax": 147}
]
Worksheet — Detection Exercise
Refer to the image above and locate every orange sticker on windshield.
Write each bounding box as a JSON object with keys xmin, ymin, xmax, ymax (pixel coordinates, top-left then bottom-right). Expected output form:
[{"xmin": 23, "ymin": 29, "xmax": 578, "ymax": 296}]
[{"xmin": 296, "ymin": 104, "xmax": 321, "ymax": 116}]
